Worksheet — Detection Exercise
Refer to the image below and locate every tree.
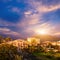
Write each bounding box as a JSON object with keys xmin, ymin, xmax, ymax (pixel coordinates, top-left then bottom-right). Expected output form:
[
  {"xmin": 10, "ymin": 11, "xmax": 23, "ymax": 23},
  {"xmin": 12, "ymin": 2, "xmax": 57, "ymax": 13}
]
[
  {"xmin": 5, "ymin": 37, "xmax": 12, "ymax": 42},
  {"xmin": 0, "ymin": 36, "xmax": 12, "ymax": 43},
  {"xmin": 0, "ymin": 35, "xmax": 4, "ymax": 43},
  {"xmin": 0, "ymin": 43, "xmax": 19, "ymax": 60}
]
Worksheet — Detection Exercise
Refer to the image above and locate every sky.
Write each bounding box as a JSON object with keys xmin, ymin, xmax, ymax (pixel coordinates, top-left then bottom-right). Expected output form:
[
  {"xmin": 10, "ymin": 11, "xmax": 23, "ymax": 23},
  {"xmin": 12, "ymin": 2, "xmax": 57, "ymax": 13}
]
[{"xmin": 0, "ymin": 0, "xmax": 60, "ymax": 38}]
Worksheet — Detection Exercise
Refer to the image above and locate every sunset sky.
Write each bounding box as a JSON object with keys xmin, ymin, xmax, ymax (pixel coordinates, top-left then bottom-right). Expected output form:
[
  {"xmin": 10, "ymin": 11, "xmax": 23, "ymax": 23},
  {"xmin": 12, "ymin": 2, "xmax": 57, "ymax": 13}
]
[{"xmin": 0, "ymin": 0, "xmax": 60, "ymax": 38}]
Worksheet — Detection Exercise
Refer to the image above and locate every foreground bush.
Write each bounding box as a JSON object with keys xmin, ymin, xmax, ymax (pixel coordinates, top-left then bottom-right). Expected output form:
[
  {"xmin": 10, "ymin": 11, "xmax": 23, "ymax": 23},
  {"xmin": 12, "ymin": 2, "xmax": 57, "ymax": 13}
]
[{"xmin": 0, "ymin": 43, "xmax": 20, "ymax": 60}]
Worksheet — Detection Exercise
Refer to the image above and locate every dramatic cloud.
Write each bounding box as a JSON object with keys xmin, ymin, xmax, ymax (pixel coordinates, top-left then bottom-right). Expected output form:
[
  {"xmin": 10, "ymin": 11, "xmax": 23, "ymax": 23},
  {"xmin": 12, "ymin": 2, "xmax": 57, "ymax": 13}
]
[
  {"xmin": 37, "ymin": 4, "xmax": 60, "ymax": 13},
  {"xmin": 54, "ymin": 32, "xmax": 60, "ymax": 36},
  {"xmin": 0, "ymin": 28, "xmax": 20, "ymax": 36},
  {"xmin": 0, "ymin": 0, "xmax": 60, "ymax": 38},
  {"xmin": 9, "ymin": 7, "xmax": 20, "ymax": 13},
  {"xmin": 0, "ymin": 28, "xmax": 10, "ymax": 31},
  {"xmin": 27, "ymin": 0, "xmax": 60, "ymax": 13},
  {"xmin": 0, "ymin": 19, "xmax": 16, "ymax": 26}
]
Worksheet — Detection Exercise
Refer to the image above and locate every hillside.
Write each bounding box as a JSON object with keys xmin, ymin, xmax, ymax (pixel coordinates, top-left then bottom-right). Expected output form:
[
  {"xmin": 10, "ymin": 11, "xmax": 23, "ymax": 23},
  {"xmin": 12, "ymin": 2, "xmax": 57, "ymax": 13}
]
[{"xmin": 33, "ymin": 35, "xmax": 60, "ymax": 42}]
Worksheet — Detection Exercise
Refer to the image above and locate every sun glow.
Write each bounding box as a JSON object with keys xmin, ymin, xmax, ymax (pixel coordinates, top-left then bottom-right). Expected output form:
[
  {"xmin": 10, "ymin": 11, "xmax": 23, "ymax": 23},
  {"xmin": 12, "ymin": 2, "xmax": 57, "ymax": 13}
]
[
  {"xmin": 39, "ymin": 30, "xmax": 47, "ymax": 34},
  {"xmin": 36, "ymin": 29, "xmax": 48, "ymax": 35}
]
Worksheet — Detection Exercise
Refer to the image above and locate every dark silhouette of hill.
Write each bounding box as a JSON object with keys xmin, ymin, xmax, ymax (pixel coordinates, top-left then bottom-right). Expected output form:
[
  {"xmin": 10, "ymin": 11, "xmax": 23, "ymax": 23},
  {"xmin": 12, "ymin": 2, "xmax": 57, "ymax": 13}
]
[
  {"xmin": 33, "ymin": 34, "xmax": 60, "ymax": 42},
  {"xmin": 0, "ymin": 33, "xmax": 60, "ymax": 42}
]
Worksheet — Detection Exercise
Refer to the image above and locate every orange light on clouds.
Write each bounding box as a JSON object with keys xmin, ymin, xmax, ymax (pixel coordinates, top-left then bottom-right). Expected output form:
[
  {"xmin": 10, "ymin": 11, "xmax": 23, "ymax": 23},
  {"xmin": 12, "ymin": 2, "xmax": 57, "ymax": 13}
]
[
  {"xmin": 35, "ymin": 29, "xmax": 48, "ymax": 35},
  {"xmin": 39, "ymin": 30, "xmax": 47, "ymax": 34}
]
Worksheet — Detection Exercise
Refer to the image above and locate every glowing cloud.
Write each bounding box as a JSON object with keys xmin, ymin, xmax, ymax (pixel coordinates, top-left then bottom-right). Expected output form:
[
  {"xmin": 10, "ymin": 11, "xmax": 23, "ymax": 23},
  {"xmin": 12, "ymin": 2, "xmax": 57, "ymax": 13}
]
[{"xmin": 36, "ymin": 30, "xmax": 48, "ymax": 35}]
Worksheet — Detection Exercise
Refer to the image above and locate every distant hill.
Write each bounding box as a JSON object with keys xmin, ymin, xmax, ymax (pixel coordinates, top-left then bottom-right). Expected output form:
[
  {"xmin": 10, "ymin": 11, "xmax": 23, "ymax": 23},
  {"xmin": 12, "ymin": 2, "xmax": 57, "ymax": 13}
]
[
  {"xmin": 0, "ymin": 34, "xmax": 23, "ymax": 40},
  {"xmin": 0, "ymin": 34, "xmax": 60, "ymax": 42},
  {"xmin": 33, "ymin": 35, "xmax": 60, "ymax": 42}
]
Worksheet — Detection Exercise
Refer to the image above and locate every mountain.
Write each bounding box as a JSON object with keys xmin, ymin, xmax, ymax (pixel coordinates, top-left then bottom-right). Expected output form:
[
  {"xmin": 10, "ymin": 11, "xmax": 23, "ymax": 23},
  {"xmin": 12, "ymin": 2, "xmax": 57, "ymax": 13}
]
[
  {"xmin": 0, "ymin": 33, "xmax": 60, "ymax": 42},
  {"xmin": 0, "ymin": 33, "xmax": 27, "ymax": 40},
  {"xmin": 0, "ymin": 34, "xmax": 21, "ymax": 40},
  {"xmin": 33, "ymin": 34, "xmax": 60, "ymax": 42}
]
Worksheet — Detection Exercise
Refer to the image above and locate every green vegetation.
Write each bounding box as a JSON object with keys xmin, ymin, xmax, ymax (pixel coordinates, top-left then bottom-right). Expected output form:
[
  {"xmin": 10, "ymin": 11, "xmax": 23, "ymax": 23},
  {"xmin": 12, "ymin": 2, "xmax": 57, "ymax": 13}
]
[
  {"xmin": 22, "ymin": 44, "xmax": 60, "ymax": 60},
  {"xmin": 0, "ymin": 35, "xmax": 60, "ymax": 60},
  {"xmin": 0, "ymin": 43, "xmax": 22, "ymax": 60},
  {"xmin": 0, "ymin": 35, "xmax": 12, "ymax": 43}
]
